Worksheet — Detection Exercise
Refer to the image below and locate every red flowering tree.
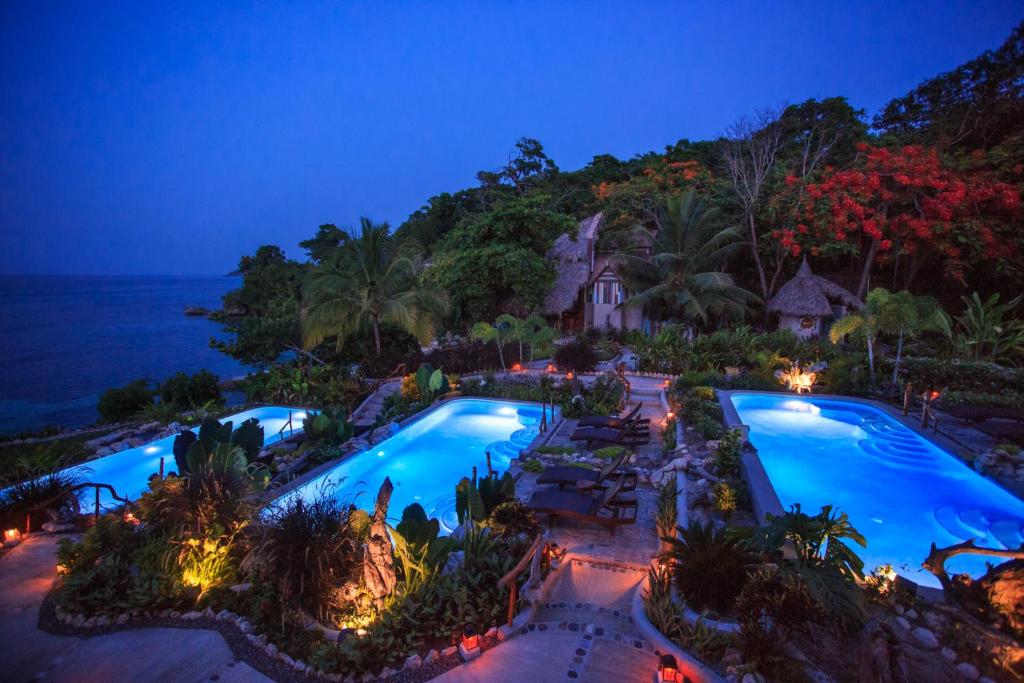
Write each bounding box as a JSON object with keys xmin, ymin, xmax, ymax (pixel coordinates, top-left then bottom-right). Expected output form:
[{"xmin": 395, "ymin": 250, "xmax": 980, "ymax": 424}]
[{"xmin": 777, "ymin": 144, "xmax": 1021, "ymax": 297}]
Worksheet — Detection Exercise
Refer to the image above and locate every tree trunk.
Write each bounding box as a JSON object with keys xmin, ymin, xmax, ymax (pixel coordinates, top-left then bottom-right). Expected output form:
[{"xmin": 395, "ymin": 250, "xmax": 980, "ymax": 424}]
[
  {"xmin": 891, "ymin": 332, "xmax": 904, "ymax": 386},
  {"xmin": 748, "ymin": 212, "xmax": 770, "ymax": 299},
  {"xmin": 372, "ymin": 319, "xmax": 382, "ymax": 355},
  {"xmin": 498, "ymin": 342, "xmax": 507, "ymax": 375},
  {"xmin": 857, "ymin": 239, "xmax": 879, "ymax": 300},
  {"xmin": 867, "ymin": 334, "xmax": 877, "ymax": 387}
]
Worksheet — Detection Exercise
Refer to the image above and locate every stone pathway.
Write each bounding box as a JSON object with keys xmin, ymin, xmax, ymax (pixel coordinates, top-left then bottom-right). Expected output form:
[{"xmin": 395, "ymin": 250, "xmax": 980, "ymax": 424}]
[
  {"xmin": 0, "ymin": 534, "xmax": 271, "ymax": 683},
  {"xmin": 351, "ymin": 379, "xmax": 402, "ymax": 430},
  {"xmin": 437, "ymin": 559, "xmax": 657, "ymax": 683}
]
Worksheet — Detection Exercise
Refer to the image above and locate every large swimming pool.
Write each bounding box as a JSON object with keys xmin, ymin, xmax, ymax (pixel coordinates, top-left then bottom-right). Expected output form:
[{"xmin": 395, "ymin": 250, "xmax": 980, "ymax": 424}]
[
  {"xmin": 59, "ymin": 406, "xmax": 310, "ymax": 509},
  {"xmin": 729, "ymin": 392, "xmax": 1024, "ymax": 588},
  {"xmin": 275, "ymin": 398, "xmax": 547, "ymax": 532}
]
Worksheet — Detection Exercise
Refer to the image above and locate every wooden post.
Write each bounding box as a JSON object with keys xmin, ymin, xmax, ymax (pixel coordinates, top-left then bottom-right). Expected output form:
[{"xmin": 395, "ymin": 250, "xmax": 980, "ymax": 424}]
[
  {"xmin": 94, "ymin": 487, "xmax": 100, "ymax": 522},
  {"xmin": 486, "ymin": 451, "xmax": 493, "ymax": 477},
  {"xmin": 159, "ymin": 456, "xmax": 165, "ymax": 478},
  {"xmin": 507, "ymin": 580, "xmax": 517, "ymax": 626},
  {"xmin": 902, "ymin": 383, "xmax": 913, "ymax": 416},
  {"xmin": 24, "ymin": 512, "xmax": 31, "ymax": 536}
]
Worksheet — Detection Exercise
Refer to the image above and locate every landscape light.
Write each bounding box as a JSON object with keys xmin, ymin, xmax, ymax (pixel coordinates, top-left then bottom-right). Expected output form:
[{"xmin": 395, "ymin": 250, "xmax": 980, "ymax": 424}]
[
  {"xmin": 458, "ymin": 624, "xmax": 481, "ymax": 660},
  {"xmin": 4, "ymin": 528, "xmax": 22, "ymax": 546},
  {"xmin": 658, "ymin": 653, "xmax": 680, "ymax": 682}
]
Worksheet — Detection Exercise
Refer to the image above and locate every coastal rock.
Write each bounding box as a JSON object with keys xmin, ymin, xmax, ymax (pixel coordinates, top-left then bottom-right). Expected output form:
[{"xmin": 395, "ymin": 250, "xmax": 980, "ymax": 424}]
[
  {"xmin": 183, "ymin": 306, "xmax": 210, "ymax": 316},
  {"xmin": 941, "ymin": 647, "xmax": 956, "ymax": 661}
]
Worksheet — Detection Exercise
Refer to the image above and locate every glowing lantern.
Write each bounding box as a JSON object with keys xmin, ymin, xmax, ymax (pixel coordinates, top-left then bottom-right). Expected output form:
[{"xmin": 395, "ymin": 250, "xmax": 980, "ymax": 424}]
[
  {"xmin": 56, "ymin": 563, "xmax": 69, "ymax": 576},
  {"xmin": 663, "ymin": 379, "xmax": 670, "ymax": 389},
  {"xmin": 124, "ymin": 512, "xmax": 140, "ymax": 526},
  {"xmin": 461, "ymin": 625, "xmax": 479, "ymax": 650},
  {"xmin": 511, "ymin": 363, "xmax": 522, "ymax": 372},
  {"xmin": 658, "ymin": 654, "xmax": 680, "ymax": 682},
  {"xmin": 545, "ymin": 363, "xmax": 556, "ymax": 373},
  {"xmin": 565, "ymin": 371, "xmax": 575, "ymax": 381},
  {"xmin": 4, "ymin": 528, "xmax": 21, "ymax": 546},
  {"xmin": 928, "ymin": 390, "xmax": 941, "ymax": 401}
]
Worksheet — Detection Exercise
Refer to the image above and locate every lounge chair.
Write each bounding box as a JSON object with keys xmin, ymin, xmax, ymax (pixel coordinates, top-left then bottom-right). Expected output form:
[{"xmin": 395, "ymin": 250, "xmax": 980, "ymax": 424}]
[
  {"xmin": 977, "ymin": 421, "xmax": 1024, "ymax": 446},
  {"xmin": 577, "ymin": 402, "xmax": 643, "ymax": 429},
  {"xmin": 570, "ymin": 421, "xmax": 651, "ymax": 449},
  {"xmin": 535, "ymin": 448, "xmax": 637, "ymax": 492},
  {"xmin": 526, "ymin": 474, "xmax": 638, "ymax": 533}
]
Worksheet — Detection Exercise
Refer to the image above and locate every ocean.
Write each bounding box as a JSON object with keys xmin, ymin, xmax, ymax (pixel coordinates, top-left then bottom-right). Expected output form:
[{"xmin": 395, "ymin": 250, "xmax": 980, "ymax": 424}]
[{"xmin": 0, "ymin": 276, "xmax": 249, "ymax": 435}]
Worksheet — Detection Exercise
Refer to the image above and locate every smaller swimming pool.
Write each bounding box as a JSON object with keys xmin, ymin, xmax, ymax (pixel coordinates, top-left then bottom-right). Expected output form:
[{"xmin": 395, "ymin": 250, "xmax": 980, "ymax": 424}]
[
  {"xmin": 728, "ymin": 392, "xmax": 1024, "ymax": 588},
  {"xmin": 275, "ymin": 398, "xmax": 550, "ymax": 533},
  {"xmin": 52, "ymin": 406, "xmax": 311, "ymax": 510}
]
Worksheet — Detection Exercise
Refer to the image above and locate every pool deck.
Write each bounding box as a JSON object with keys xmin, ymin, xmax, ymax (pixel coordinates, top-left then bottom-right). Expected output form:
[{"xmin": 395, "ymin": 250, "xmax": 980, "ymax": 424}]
[{"xmin": 0, "ymin": 533, "xmax": 271, "ymax": 683}]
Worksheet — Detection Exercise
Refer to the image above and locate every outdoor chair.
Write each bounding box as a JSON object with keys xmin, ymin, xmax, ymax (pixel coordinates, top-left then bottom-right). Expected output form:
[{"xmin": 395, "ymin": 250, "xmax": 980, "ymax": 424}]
[
  {"xmin": 576, "ymin": 402, "xmax": 643, "ymax": 429},
  {"xmin": 525, "ymin": 474, "xmax": 638, "ymax": 534},
  {"xmin": 535, "ymin": 448, "xmax": 637, "ymax": 492}
]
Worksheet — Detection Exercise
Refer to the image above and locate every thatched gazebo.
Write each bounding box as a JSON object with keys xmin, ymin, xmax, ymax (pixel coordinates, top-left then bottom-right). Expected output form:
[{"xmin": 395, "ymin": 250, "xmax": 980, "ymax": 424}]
[
  {"xmin": 766, "ymin": 258, "xmax": 862, "ymax": 339},
  {"xmin": 541, "ymin": 213, "xmax": 602, "ymax": 328}
]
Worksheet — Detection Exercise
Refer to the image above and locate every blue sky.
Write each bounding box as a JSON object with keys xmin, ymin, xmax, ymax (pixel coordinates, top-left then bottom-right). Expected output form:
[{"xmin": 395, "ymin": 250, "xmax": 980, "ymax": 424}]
[{"xmin": 1, "ymin": 1, "xmax": 1021, "ymax": 275}]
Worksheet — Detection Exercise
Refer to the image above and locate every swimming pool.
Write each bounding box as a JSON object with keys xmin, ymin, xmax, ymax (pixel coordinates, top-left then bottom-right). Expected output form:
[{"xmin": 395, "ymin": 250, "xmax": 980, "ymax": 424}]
[
  {"xmin": 58, "ymin": 406, "xmax": 311, "ymax": 510},
  {"xmin": 727, "ymin": 392, "xmax": 1024, "ymax": 588},
  {"xmin": 275, "ymin": 398, "xmax": 548, "ymax": 532}
]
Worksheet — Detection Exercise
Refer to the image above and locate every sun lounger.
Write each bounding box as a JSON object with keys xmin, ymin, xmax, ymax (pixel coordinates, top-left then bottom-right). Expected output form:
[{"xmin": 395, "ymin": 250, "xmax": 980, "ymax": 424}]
[
  {"xmin": 570, "ymin": 422, "xmax": 651, "ymax": 449},
  {"xmin": 535, "ymin": 449, "xmax": 637, "ymax": 492},
  {"xmin": 977, "ymin": 421, "xmax": 1024, "ymax": 446},
  {"xmin": 525, "ymin": 474, "xmax": 638, "ymax": 533},
  {"xmin": 577, "ymin": 402, "xmax": 643, "ymax": 429}
]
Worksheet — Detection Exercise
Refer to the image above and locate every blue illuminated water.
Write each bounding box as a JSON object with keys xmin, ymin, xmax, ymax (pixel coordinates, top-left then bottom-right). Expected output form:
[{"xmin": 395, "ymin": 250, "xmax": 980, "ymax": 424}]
[
  {"xmin": 277, "ymin": 399, "xmax": 547, "ymax": 531},
  {"xmin": 731, "ymin": 393, "xmax": 1024, "ymax": 587},
  {"xmin": 57, "ymin": 406, "xmax": 310, "ymax": 509}
]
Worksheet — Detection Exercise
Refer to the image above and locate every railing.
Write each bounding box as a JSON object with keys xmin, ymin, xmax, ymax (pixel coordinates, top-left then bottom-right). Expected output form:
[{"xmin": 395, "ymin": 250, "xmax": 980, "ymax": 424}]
[
  {"xmin": 22, "ymin": 481, "xmax": 137, "ymax": 535},
  {"xmin": 276, "ymin": 410, "xmax": 295, "ymax": 441},
  {"xmin": 496, "ymin": 534, "xmax": 549, "ymax": 627}
]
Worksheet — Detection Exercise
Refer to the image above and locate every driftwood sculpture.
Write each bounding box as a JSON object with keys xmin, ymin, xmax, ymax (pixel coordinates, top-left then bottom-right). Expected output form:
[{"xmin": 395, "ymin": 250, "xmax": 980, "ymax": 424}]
[
  {"xmin": 923, "ymin": 539, "xmax": 1024, "ymax": 637},
  {"xmin": 362, "ymin": 477, "xmax": 397, "ymax": 607}
]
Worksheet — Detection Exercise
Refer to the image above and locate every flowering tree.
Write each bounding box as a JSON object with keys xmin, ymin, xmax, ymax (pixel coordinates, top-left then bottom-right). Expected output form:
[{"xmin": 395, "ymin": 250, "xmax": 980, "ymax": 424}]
[{"xmin": 777, "ymin": 144, "xmax": 1021, "ymax": 297}]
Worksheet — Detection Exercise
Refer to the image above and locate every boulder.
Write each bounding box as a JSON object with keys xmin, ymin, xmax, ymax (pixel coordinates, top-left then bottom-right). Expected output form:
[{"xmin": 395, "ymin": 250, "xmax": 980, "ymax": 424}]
[
  {"xmin": 911, "ymin": 626, "xmax": 939, "ymax": 649},
  {"xmin": 956, "ymin": 662, "xmax": 979, "ymax": 680}
]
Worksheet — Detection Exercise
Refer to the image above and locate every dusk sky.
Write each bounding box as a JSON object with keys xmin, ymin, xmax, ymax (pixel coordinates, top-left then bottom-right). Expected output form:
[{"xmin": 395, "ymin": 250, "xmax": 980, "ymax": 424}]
[{"xmin": 2, "ymin": 1, "xmax": 1021, "ymax": 276}]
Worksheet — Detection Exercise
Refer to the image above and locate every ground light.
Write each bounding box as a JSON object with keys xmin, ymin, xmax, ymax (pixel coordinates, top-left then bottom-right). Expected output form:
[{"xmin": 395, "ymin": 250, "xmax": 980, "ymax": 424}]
[
  {"xmin": 4, "ymin": 528, "xmax": 22, "ymax": 546},
  {"xmin": 458, "ymin": 625, "xmax": 481, "ymax": 660},
  {"xmin": 657, "ymin": 653, "xmax": 680, "ymax": 682}
]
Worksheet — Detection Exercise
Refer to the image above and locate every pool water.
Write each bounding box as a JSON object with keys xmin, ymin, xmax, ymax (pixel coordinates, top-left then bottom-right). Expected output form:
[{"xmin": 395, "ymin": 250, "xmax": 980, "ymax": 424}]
[
  {"xmin": 58, "ymin": 406, "xmax": 310, "ymax": 509},
  {"xmin": 276, "ymin": 399, "xmax": 548, "ymax": 532},
  {"xmin": 730, "ymin": 393, "xmax": 1024, "ymax": 588}
]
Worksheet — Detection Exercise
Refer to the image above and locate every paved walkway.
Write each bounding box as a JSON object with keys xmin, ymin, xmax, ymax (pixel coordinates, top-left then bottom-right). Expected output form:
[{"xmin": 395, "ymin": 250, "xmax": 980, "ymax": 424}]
[
  {"xmin": 437, "ymin": 559, "xmax": 657, "ymax": 683},
  {"xmin": 0, "ymin": 534, "xmax": 270, "ymax": 683}
]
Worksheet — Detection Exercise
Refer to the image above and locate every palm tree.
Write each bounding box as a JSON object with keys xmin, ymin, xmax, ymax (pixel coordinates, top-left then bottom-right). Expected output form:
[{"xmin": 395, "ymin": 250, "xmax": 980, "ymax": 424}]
[
  {"xmin": 829, "ymin": 287, "xmax": 946, "ymax": 386},
  {"xmin": 303, "ymin": 218, "xmax": 449, "ymax": 355},
  {"xmin": 613, "ymin": 191, "xmax": 759, "ymax": 327}
]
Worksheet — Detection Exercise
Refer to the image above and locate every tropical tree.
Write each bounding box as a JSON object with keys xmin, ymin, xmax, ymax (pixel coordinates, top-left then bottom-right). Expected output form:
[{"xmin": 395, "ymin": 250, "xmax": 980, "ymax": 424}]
[
  {"xmin": 875, "ymin": 290, "xmax": 949, "ymax": 384},
  {"xmin": 613, "ymin": 191, "xmax": 759, "ymax": 327},
  {"xmin": 302, "ymin": 218, "xmax": 449, "ymax": 355},
  {"xmin": 470, "ymin": 315, "xmax": 517, "ymax": 374},
  {"xmin": 829, "ymin": 287, "xmax": 946, "ymax": 386}
]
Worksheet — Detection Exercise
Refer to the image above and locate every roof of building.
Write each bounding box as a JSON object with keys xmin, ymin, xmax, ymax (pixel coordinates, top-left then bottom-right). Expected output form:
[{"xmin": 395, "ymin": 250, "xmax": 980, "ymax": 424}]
[
  {"xmin": 765, "ymin": 258, "xmax": 863, "ymax": 317},
  {"xmin": 541, "ymin": 213, "xmax": 603, "ymax": 315}
]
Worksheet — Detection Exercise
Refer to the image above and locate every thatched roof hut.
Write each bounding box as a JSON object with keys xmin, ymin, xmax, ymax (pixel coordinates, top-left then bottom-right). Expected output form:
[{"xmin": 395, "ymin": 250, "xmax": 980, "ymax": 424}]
[
  {"xmin": 541, "ymin": 213, "xmax": 602, "ymax": 315},
  {"xmin": 766, "ymin": 258, "xmax": 862, "ymax": 317}
]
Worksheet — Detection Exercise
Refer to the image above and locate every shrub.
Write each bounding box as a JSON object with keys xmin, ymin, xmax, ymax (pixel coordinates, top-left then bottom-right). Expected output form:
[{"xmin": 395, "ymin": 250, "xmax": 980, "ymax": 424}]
[
  {"xmin": 736, "ymin": 566, "xmax": 821, "ymax": 679},
  {"xmin": 712, "ymin": 429, "xmax": 743, "ymax": 477},
  {"xmin": 655, "ymin": 478, "xmax": 678, "ymax": 541},
  {"xmin": 242, "ymin": 493, "xmax": 361, "ymax": 622},
  {"xmin": 666, "ymin": 521, "xmax": 754, "ymax": 614},
  {"xmin": 553, "ymin": 338, "xmax": 598, "ymax": 372},
  {"xmin": 939, "ymin": 390, "xmax": 1024, "ymax": 409},
  {"xmin": 695, "ymin": 415, "xmax": 723, "ymax": 440},
  {"xmin": 159, "ymin": 370, "xmax": 223, "ymax": 411},
  {"xmin": 891, "ymin": 356, "xmax": 1024, "ymax": 394},
  {"xmin": 487, "ymin": 500, "xmax": 541, "ymax": 538},
  {"xmin": 0, "ymin": 466, "xmax": 82, "ymax": 532},
  {"xmin": 713, "ymin": 482, "xmax": 738, "ymax": 519},
  {"xmin": 97, "ymin": 380, "xmax": 153, "ymax": 422},
  {"xmin": 520, "ymin": 458, "xmax": 544, "ymax": 473}
]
